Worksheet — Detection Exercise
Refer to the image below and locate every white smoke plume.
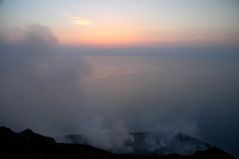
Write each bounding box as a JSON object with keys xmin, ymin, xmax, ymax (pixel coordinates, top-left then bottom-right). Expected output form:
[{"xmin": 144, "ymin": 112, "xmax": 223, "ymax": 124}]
[
  {"xmin": 80, "ymin": 117, "xmax": 134, "ymax": 153},
  {"xmin": 1, "ymin": 24, "xmax": 239, "ymax": 157}
]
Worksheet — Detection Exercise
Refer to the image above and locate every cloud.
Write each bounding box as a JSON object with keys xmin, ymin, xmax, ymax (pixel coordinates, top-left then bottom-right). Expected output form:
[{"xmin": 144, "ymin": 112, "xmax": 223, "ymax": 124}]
[
  {"xmin": 0, "ymin": 25, "xmax": 134, "ymax": 154},
  {"xmin": 0, "ymin": 25, "xmax": 202, "ymax": 153},
  {"xmin": 0, "ymin": 24, "xmax": 92, "ymax": 135},
  {"xmin": 66, "ymin": 14, "xmax": 95, "ymax": 27},
  {"xmin": 79, "ymin": 117, "xmax": 134, "ymax": 153},
  {"xmin": 1, "ymin": 24, "xmax": 239, "ymax": 157}
]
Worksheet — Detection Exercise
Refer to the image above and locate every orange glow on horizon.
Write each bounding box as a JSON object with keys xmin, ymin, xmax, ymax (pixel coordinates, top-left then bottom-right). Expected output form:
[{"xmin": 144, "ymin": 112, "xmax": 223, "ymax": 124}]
[
  {"xmin": 57, "ymin": 30, "xmax": 236, "ymax": 47},
  {"xmin": 56, "ymin": 28, "xmax": 194, "ymax": 47},
  {"xmin": 57, "ymin": 30, "xmax": 141, "ymax": 46},
  {"xmin": 57, "ymin": 30, "xmax": 221, "ymax": 47},
  {"xmin": 55, "ymin": 14, "xmax": 237, "ymax": 47}
]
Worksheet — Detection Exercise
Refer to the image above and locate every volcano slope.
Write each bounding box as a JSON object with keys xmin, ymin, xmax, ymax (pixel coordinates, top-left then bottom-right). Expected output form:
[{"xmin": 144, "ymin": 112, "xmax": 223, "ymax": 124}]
[{"xmin": 0, "ymin": 126, "xmax": 235, "ymax": 159}]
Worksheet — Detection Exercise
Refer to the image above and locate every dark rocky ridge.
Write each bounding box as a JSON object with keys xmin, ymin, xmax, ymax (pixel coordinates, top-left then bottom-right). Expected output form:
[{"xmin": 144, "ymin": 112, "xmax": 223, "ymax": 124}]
[
  {"xmin": 64, "ymin": 131, "xmax": 211, "ymax": 155},
  {"xmin": 0, "ymin": 126, "xmax": 235, "ymax": 159}
]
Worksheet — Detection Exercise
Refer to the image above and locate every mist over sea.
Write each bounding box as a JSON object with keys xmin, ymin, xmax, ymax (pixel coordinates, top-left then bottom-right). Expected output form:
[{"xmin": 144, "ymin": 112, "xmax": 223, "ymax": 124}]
[
  {"xmin": 81, "ymin": 53, "xmax": 239, "ymax": 157},
  {"xmin": 0, "ymin": 25, "xmax": 238, "ymax": 157}
]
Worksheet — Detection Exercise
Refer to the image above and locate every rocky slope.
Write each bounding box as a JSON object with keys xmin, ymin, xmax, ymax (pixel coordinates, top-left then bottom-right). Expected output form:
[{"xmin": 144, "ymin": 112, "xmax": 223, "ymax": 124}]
[{"xmin": 0, "ymin": 126, "xmax": 235, "ymax": 159}]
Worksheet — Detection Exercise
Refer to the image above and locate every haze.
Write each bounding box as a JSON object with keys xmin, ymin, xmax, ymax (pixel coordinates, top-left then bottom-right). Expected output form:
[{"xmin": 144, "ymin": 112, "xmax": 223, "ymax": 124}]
[{"xmin": 0, "ymin": 0, "xmax": 239, "ymax": 158}]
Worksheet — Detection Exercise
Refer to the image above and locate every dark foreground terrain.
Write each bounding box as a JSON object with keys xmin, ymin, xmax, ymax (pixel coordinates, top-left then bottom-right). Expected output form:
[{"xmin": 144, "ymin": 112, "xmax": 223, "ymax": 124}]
[{"xmin": 0, "ymin": 126, "xmax": 235, "ymax": 159}]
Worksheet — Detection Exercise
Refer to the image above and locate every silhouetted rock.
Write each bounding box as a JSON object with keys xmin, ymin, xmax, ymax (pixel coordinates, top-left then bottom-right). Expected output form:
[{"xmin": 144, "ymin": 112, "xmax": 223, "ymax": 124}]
[
  {"xmin": 64, "ymin": 131, "xmax": 211, "ymax": 156},
  {"xmin": 0, "ymin": 126, "xmax": 235, "ymax": 159}
]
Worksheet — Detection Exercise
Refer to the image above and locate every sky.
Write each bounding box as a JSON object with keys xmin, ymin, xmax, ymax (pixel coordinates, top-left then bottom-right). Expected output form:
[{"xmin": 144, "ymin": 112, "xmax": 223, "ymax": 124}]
[
  {"xmin": 0, "ymin": 0, "xmax": 239, "ymax": 158},
  {"xmin": 0, "ymin": 0, "xmax": 239, "ymax": 47}
]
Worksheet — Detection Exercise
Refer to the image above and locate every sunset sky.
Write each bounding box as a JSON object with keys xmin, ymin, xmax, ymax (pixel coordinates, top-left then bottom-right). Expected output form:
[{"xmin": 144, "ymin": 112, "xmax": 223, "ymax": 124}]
[
  {"xmin": 1, "ymin": 0, "xmax": 239, "ymax": 46},
  {"xmin": 1, "ymin": 0, "xmax": 239, "ymax": 157}
]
